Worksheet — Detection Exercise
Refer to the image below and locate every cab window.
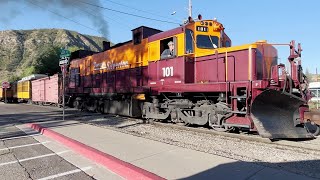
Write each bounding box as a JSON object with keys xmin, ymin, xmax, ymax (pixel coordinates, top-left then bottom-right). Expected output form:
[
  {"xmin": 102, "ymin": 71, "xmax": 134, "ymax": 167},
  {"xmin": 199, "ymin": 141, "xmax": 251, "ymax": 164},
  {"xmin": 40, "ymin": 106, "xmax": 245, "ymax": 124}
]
[
  {"xmin": 185, "ymin": 29, "xmax": 194, "ymax": 53},
  {"xmin": 225, "ymin": 40, "xmax": 231, "ymax": 47},
  {"xmin": 196, "ymin": 35, "xmax": 218, "ymax": 49},
  {"xmin": 160, "ymin": 37, "xmax": 176, "ymax": 59}
]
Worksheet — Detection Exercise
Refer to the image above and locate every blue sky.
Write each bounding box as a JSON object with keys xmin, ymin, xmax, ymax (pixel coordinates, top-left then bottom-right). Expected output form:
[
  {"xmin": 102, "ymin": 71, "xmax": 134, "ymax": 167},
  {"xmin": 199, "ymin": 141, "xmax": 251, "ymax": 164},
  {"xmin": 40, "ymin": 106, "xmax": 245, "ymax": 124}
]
[{"xmin": 0, "ymin": 0, "xmax": 319, "ymax": 73}]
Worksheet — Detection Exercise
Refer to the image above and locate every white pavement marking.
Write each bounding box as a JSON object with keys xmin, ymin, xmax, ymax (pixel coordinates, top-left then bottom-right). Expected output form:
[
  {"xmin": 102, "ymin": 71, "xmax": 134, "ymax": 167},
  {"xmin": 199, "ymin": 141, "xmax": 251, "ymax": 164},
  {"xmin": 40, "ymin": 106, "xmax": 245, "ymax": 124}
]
[
  {"xmin": 0, "ymin": 134, "xmax": 40, "ymax": 141},
  {"xmin": 0, "ymin": 150, "xmax": 70, "ymax": 167},
  {"xmin": 0, "ymin": 141, "xmax": 51, "ymax": 151},
  {"xmin": 20, "ymin": 150, "xmax": 70, "ymax": 162},
  {"xmin": 37, "ymin": 166, "xmax": 93, "ymax": 180}
]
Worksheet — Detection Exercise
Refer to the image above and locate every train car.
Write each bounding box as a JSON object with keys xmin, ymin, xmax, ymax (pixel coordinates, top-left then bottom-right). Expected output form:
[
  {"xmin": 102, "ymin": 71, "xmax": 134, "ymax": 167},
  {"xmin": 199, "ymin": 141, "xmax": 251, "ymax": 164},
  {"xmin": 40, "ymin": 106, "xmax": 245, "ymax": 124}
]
[
  {"xmin": 0, "ymin": 87, "xmax": 13, "ymax": 102},
  {"xmin": 66, "ymin": 15, "xmax": 318, "ymax": 139},
  {"xmin": 11, "ymin": 82, "xmax": 17, "ymax": 102},
  {"xmin": 17, "ymin": 74, "xmax": 48, "ymax": 102},
  {"xmin": 31, "ymin": 74, "xmax": 62, "ymax": 106},
  {"xmin": 0, "ymin": 82, "xmax": 17, "ymax": 103}
]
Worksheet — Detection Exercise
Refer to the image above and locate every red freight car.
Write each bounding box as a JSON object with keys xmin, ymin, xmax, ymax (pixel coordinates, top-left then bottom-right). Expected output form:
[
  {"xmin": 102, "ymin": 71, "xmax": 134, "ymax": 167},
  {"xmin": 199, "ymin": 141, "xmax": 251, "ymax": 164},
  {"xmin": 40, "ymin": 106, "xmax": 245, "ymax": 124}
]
[{"xmin": 31, "ymin": 74, "xmax": 62, "ymax": 106}]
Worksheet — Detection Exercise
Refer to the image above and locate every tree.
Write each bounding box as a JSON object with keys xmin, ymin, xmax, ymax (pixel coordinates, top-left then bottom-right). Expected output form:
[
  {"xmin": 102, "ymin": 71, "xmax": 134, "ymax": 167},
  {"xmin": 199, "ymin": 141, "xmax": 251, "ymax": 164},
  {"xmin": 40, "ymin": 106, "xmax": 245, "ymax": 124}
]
[
  {"xmin": 33, "ymin": 45, "xmax": 61, "ymax": 75},
  {"xmin": 8, "ymin": 74, "xmax": 21, "ymax": 83},
  {"xmin": 68, "ymin": 45, "xmax": 83, "ymax": 53},
  {"xmin": 305, "ymin": 68, "xmax": 313, "ymax": 82}
]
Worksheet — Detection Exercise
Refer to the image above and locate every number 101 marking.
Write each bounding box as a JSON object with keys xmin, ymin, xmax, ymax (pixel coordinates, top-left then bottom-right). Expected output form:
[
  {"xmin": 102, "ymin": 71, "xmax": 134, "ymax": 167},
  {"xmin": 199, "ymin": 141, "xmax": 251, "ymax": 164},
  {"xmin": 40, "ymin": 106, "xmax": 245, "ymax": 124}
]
[{"xmin": 162, "ymin": 67, "xmax": 173, "ymax": 77}]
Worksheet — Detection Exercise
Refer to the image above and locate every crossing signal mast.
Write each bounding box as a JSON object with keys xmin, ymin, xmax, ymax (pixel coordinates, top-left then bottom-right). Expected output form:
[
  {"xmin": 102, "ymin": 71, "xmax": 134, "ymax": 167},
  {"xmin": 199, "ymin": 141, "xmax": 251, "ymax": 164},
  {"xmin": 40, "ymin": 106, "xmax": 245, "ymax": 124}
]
[
  {"xmin": 188, "ymin": 0, "xmax": 192, "ymax": 17},
  {"xmin": 185, "ymin": 0, "xmax": 204, "ymax": 24}
]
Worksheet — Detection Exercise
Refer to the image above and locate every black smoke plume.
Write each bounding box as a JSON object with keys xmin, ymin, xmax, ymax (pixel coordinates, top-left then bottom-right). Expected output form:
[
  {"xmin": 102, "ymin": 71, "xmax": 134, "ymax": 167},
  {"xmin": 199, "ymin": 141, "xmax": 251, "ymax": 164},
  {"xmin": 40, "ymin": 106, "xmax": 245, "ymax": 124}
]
[{"xmin": 0, "ymin": 0, "xmax": 108, "ymax": 38}]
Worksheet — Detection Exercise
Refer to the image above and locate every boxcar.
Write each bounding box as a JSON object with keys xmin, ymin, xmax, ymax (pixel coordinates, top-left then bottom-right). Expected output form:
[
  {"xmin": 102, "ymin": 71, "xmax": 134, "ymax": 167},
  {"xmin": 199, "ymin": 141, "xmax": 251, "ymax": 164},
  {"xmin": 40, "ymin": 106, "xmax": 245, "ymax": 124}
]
[
  {"xmin": 31, "ymin": 74, "xmax": 61, "ymax": 105},
  {"xmin": 0, "ymin": 88, "xmax": 12, "ymax": 102}
]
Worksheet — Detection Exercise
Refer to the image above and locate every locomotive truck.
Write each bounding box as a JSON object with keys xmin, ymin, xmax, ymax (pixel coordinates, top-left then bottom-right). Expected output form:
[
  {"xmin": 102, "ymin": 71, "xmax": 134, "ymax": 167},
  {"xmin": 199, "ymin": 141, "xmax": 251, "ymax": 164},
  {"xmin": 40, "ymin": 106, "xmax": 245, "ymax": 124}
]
[{"xmin": 62, "ymin": 16, "xmax": 318, "ymax": 139}]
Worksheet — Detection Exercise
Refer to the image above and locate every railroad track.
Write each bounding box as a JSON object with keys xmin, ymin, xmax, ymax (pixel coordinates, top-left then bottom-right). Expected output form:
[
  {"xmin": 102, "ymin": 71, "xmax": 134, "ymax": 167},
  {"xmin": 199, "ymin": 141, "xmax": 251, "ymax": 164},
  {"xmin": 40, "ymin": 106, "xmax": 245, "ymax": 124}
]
[
  {"xmin": 149, "ymin": 121, "xmax": 320, "ymax": 152},
  {"xmin": 20, "ymin": 103, "xmax": 320, "ymax": 154},
  {"xmin": 69, "ymin": 111, "xmax": 320, "ymax": 154}
]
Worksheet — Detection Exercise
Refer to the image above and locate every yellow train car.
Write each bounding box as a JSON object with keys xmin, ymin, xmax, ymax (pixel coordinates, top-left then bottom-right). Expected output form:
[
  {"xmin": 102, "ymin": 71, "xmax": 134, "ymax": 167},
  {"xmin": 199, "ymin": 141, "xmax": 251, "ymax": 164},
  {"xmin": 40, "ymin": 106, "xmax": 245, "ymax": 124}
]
[{"xmin": 17, "ymin": 80, "xmax": 31, "ymax": 101}]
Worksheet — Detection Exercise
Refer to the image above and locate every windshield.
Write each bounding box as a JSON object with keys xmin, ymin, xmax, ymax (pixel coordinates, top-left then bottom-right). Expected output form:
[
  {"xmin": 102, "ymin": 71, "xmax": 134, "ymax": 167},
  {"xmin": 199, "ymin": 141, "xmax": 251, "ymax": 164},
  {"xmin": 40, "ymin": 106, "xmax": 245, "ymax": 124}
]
[
  {"xmin": 196, "ymin": 35, "xmax": 219, "ymax": 49},
  {"xmin": 185, "ymin": 29, "xmax": 194, "ymax": 53}
]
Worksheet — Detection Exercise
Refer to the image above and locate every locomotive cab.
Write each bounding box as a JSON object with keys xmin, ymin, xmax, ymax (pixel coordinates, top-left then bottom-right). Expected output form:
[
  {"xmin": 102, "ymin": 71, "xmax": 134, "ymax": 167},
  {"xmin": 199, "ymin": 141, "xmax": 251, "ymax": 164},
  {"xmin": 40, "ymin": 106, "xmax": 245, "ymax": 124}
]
[
  {"xmin": 184, "ymin": 18, "xmax": 232, "ymax": 57},
  {"xmin": 148, "ymin": 17, "xmax": 232, "ymax": 61}
]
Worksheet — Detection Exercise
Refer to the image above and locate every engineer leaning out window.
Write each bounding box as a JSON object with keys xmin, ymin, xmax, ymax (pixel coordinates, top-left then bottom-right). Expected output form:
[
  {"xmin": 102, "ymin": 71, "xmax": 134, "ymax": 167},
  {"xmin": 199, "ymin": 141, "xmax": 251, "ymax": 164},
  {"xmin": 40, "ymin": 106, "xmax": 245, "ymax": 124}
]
[{"xmin": 161, "ymin": 41, "xmax": 175, "ymax": 59}]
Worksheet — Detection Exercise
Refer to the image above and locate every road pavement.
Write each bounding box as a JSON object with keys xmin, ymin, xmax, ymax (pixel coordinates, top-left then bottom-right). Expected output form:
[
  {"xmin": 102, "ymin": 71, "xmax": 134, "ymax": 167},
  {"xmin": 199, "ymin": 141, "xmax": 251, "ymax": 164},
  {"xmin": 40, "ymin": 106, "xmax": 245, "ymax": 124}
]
[{"xmin": 0, "ymin": 103, "xmax": 122, "ymax": 180}]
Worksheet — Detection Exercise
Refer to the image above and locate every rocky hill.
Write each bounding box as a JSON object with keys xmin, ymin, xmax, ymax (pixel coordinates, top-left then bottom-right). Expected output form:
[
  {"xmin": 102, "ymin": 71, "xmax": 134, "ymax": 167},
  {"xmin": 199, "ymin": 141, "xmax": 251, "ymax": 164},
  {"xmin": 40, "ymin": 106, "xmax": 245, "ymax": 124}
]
[{"xmin": 0, "ymin": 29, "xmax": 108, "ymax": 82}]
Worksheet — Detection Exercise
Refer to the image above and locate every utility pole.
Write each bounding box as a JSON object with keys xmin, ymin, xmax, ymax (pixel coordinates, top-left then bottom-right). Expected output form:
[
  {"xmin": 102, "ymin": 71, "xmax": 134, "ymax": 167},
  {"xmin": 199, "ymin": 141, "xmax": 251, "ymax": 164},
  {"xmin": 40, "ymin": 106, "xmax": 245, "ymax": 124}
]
[{"xmin": 188, "ymin": 0, "xmax": 192, "ymax": 17}]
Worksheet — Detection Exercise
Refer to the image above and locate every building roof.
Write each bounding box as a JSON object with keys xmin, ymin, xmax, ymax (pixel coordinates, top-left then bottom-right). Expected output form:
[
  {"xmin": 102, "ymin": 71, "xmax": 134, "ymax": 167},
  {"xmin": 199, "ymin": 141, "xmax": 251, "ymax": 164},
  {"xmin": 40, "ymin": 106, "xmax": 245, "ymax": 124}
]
[{"xmin": 19, "ymin": 74, "xmax": 48, "ymax": 82}]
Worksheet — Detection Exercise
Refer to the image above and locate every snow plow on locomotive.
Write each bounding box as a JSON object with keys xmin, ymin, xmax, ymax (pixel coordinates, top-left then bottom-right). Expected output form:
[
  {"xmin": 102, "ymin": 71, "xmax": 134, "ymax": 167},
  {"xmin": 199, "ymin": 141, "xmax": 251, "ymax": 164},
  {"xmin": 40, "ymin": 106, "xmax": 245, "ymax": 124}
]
[{"xmin": 66, "ymin": 16, "xmax": 319, "ymax": 139}]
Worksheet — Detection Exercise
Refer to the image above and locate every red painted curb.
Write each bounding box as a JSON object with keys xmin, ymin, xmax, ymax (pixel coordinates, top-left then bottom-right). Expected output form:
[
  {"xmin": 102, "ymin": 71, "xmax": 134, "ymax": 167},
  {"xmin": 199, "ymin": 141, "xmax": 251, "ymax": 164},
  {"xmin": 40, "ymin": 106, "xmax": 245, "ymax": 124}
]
[{"xmin": 27, "ymin": 123, "xmax": 165, "ymax": 180}]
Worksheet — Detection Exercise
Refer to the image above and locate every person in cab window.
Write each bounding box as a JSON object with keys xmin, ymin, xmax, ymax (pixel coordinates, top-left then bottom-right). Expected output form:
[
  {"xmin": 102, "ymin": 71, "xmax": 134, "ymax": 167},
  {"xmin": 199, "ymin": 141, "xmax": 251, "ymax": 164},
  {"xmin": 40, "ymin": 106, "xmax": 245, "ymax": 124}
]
[{"xmin": 161, "ymin": 41, "xmax": 175, "ymax": 59}]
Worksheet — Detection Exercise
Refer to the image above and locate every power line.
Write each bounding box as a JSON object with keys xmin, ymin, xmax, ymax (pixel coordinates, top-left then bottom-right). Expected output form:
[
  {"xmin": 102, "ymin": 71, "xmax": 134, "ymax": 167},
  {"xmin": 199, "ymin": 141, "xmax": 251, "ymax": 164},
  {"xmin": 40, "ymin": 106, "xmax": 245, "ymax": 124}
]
[
  {"xmin": 74, "ymin": 1, "xmax": 133, "ymax": 30},
  {"xmin": 75, "ymin": 0, "xmax": 180, "ymax": 25},
  {"xmin": 27, "ymin": 0, "xmax": 101, "ymax": 34},
  {"xmin": 102, "ymin": 0, "xmax": 180, "ymax": 22}
]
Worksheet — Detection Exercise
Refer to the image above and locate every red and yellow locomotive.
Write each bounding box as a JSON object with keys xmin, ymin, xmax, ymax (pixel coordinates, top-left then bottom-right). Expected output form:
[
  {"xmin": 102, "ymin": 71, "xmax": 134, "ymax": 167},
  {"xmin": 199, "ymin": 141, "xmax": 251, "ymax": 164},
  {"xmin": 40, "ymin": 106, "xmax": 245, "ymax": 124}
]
[{"xmin": 67, "ymin": 16, "xmax": 317, "ymax": 139}]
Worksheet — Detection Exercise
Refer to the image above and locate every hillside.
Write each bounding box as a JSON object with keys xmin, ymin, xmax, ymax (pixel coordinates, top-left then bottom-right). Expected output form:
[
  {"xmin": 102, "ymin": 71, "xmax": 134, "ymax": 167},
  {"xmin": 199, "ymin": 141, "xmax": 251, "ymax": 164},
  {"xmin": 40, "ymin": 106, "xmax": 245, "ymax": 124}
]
[{"xmin": 0, "ymin": 29, "xmax": 108, "ymax": 82}]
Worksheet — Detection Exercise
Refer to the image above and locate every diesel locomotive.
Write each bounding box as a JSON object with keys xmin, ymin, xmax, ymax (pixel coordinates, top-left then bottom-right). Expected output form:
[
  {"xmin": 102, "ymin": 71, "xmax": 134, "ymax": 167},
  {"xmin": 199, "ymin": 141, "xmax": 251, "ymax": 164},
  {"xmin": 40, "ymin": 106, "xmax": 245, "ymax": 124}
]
[{"xmin": 53, "ymin": 16, "xmax": 320, "ymax": 139}]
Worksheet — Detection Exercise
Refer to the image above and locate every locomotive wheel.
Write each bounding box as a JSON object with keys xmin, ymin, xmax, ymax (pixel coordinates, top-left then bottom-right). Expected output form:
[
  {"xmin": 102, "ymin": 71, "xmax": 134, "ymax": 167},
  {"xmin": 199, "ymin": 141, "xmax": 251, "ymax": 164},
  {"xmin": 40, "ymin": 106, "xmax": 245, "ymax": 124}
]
[
  {"xmin": 73, "ymin": 100, "xmax": 81, "ymax": 110},
  {"xmin": 208, "ymin": 113, "xmax": 232, "ymax": 132},
  {"xmin": 305, "ymin": 121, "xmax": 320, "ymax": 136}
]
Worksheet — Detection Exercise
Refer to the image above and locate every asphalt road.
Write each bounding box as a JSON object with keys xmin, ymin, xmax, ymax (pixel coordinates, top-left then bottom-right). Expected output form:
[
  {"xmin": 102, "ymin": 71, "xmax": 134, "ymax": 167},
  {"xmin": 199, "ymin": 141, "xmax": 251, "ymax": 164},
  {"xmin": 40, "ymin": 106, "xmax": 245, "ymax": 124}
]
[{"xmin": 0, "ymin": 103, "xmax": 95, "ymax": 180}]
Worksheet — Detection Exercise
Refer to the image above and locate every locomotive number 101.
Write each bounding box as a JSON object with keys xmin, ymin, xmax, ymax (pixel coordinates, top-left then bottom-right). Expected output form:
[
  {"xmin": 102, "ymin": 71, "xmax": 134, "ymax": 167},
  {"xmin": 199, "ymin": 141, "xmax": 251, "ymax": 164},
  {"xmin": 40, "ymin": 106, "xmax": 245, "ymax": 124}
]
[{"xmin": 162, "ymin": 67, "xmax": 174, "ymax": 77}]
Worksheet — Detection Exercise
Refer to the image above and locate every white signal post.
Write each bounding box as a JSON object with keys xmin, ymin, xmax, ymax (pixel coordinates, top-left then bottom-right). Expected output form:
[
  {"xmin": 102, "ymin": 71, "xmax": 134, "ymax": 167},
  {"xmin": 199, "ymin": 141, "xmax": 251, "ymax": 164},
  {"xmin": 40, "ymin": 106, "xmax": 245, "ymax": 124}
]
[{"xmin": 188, "ymin": 0, "xmax": 192, "ymax": 17}]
